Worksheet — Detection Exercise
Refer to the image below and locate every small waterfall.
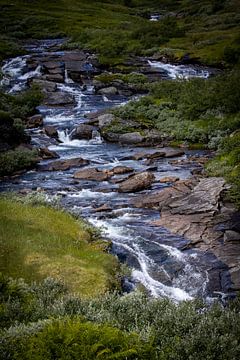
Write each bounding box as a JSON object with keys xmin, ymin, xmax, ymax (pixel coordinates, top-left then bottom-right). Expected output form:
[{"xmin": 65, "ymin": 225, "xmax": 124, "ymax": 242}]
[
  {"xmin": 148, "ymin": 60, "xmax": 210, "ymax": 79},
  {"xmin": 64, "ymin": 69, "xmax": 74, "ymax": 84},
  {"xmin": 19, "ymin": 65, "xmax": 42, "ymax": 80},
  {"xmin": 58, "ymin": 129, "xmax": 71, "ymax": 143},
  {"xmin": 90, "ymin": 129, "xmax": 103, "ymax": 144},
  {"xmin": 102, "ymin": 95, "xmax": 109, "ymax": 102}
]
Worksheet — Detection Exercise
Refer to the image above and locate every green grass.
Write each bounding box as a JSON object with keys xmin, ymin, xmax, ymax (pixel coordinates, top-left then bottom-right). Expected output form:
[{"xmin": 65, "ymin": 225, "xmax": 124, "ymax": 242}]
[
  {"xmin": 0, "ymin": 0, "xmax": 239, "ymax": 66},
  {"xmin": 0, "ymin": 198, "xmax": 119, "ymax": 297}
]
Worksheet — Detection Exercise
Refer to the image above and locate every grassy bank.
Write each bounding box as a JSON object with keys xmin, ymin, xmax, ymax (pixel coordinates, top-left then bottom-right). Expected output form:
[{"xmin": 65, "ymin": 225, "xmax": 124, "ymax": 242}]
[
  {"xmin": 0, "ymin": 196, "xmax": 120, "ymax": 297},
  {"xmin": 0, "ymin": 0, "xmax": 239, "ymax": 66}
]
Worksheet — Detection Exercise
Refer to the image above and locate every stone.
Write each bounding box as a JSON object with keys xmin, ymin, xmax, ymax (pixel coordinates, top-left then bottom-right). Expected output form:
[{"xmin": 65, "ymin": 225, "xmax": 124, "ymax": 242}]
[
  {"xmin": 43, "ymin": 74, "xmax": 64, "ymax": 83},
  {"xmin": 43, "ymin": 61, "xmax": 64, "ymax": 70},
  {"xmin": 118, "ymin": 172, "xmax": 155, "ymax": 193},
  {"xmin": 146, "ymin": 151, "xmax": 166, "ymax": 160},
  {"xmin": 32, "ymin": 79, "xmax": 57, "ymax": 92},
  {"xmin": 44, "ymin": 126, "xmax": 58, "ymax": 138},
  {"xmin": 98, "ymin": 86, "xmax": 118, "ymax": 95},
  {"xmin": 160, "ymin": 176, "xmax": 180, "ymax": 183},
  {"xmin": 74, "ymin": 168, "xmax": 110, "ymax": 181},
  {"xmin": 72, "ymin": 124, "xmax": 95, "ymax": 140},
  {"xmin": 26, "ymin": 114, "xmax": 43, "ymax": 129},
  {"xmin": 98, "ymin": 113, "xmax": 115, "ymax": 128},
  {"xmin": 40, "ymin": 157, "xmax": 89, "ymax": 171},
  {"xmin": 110, "ymin": 166, "xmax": 134, "ymax": 175},
  {"xmin": 224, "ymin": 230, "xmax": 240, "ymax": 243},
  {"xmin": 38, "ymin": 147, "xmax": 60, "ymax": 159},
  {"xmin": 102, "ymin": 132, "xmax": 120, "ymax": 142},
  {"xmin": 44, "ymin": 92, "xmax": 75, "ymax": 106},
  {"xmin": 119, "ymin": 132, "xmax": 144, "ymax": 145}
]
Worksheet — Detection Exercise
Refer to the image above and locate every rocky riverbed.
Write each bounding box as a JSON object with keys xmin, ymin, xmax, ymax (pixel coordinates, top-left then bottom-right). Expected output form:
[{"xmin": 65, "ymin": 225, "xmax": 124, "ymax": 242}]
[{"xmin": 1, "ymin": 39, "xmax": 239, "ymax": 301}]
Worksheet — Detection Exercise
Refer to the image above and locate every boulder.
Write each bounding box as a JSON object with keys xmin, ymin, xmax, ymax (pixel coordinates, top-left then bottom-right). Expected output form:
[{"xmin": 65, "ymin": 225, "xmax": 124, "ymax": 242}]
[
  {"xmin": 40, "ymin": 157, "xmax": 89, "ymax": 171},
  {"xmin": 72, "ymin": 124, "xmax": 95, "ymax": 140},
  {"xmin": 98, "ymin": 113, "xmax": 115, "ymax": 128},
  {"xmin": 44, "ymin": 92, "xmax": 75, "ymax": 106},
  {"xmin": 32, "ymin": 79, "xmax": 57, "ymax": 92},
  {"xmin": 118, "ymin": 171, "xmax": 155, "ymax": 193},
  {"xmin": 38, "ymin": 147, "xmax": 60, "ymax": 159},
  {"xmin": 119, "ymin": 132, "xmax": 144, "ymax": 145},
  {"xmin": 98, "ymin": 87, "xmax": 118, "ymax": 95},
  {"xmin": 74, "ymin": 168, "xmax": 110, "ymax": 181},
  {"xmin": 102, "ymin": 132, "xmax": 120, "ymax": 143},
  {"xmin": 44, "ymin": 126, "xmax": 58, "ymax": 138},
  {"xmin": 26, "ymin": 114, "xmax": 43, "ymax": 129}
]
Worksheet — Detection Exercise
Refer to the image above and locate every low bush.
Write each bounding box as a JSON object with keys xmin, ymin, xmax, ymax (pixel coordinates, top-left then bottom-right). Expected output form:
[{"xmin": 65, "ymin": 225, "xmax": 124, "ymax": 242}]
[
  {"xmin": 0, "ymin": 148, "xmax": 38, "ymax": 176},
  {"xmin": 1, "ymin": 275, "xmax": 240, "ymax": 360}
]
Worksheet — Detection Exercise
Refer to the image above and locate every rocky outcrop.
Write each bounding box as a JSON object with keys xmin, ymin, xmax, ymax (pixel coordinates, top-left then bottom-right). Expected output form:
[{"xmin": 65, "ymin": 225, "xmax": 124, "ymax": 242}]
[
  {"xmin": 118, "ymin": 171, "xmax": 155, "ymax": 192},
  {"xmin": 39, "ymin": 157, "xmax": 89, "ymax": 171},
  {"xmin": 144, "ymin": 177, "xmax": 240, "ymax": 291},
  {"xmin": 98, "ymin": 86, "xmax": 118, "ymax": 95}
]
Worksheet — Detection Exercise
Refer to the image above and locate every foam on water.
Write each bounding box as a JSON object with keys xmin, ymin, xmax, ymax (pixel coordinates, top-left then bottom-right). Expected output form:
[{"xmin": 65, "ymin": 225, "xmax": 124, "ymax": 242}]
[
  {"xmin": 19, "ymin": 65, "xmax": 42, "ymax": 80},
  {"xmin": 148, "ymin": 60, "xmax": 210, "ymax": 79}
]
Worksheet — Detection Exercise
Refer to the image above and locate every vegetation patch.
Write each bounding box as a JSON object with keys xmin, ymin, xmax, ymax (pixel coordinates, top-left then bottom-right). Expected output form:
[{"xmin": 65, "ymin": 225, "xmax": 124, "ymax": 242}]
[
  {"xmin": 1, "ymin": 275, "xmax": 240, "ymax": 359},
  {"xmin": 0, "ymin": 197, "xmax": 120, "ymax": 296}
]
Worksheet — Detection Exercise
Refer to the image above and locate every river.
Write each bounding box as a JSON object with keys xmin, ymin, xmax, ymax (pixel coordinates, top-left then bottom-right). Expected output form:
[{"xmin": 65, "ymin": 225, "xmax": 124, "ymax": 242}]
[{"xmin": 0, "ymin": 40, "xmax": 230, "ymax": 302}]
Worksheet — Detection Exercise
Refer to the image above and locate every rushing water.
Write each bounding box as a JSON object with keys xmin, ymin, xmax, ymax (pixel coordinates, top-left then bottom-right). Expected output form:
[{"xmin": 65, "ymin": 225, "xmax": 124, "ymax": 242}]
[{"xmin": 0, "ymin": 43, "xmax": 229, "ymax": 302}]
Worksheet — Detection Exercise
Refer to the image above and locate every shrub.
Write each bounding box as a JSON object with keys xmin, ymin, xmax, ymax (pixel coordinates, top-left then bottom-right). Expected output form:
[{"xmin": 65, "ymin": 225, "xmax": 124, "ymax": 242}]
[{"xmin": 0, "ymin": 148, "xmax": 38, "ymax": 176}]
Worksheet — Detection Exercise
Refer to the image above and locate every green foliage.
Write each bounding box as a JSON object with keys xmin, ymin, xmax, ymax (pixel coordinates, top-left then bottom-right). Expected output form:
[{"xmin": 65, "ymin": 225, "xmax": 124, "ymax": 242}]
[
  {"xmin": 206, "ymin": 132, "xmax": 240, "ymax": 209},
  {"xmin": 0, "ymin": 86, "xmax": 43, "ymax": 120},
  {"xmin": 1, "ymin": 276, "xmax": 240, "ymax": 360},
  {"xmin": 1, "ymin": 0, "xmax": 239, "ymax": 66},
  {"xmin": 0, "ymin": 148, "xmax": 38, "ymax": 176}
]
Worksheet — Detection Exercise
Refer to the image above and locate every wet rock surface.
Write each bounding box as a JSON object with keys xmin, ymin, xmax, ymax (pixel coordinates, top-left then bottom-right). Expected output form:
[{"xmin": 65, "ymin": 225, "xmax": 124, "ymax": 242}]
[
  {"xmin": 150, "ymin": 177, "xmax": 240, "ymax": 290},
  {"xmin": 118, "ymin": 171, "xmax": 155, "ymax": 192},
  {"xmin": 39, "ymin": 157, "xmax": 89, "ymax": 171}
]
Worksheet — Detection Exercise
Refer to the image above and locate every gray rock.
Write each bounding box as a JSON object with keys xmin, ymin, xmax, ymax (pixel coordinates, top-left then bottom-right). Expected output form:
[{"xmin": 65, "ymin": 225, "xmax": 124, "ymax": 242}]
[
  {"xmin": 44, "ymin": 92, "xmax": 75, "ymax": 106},
  {"xmin": 119, "ymin": 132, "xmax": 144, "ymax": 145},
  {"xmin": 43, "ymin": 74, "xmax": 64, "ymax": 83},
  {"xmin": 98, "ymin": 113, "xmax": 115, "ymax": 128},
  {"xmin": 118, "ymin": 171, "xmax": 155, "ymax": 193},
  {"xmin": 98, "ymin": 86, "xmax": 118, "ymax": 95},
  {"xmin": 32, "ymin": 79, "xmax": 57, "ymax": 92},
  {"xmin": 72, "ymin": 124, "xmax": 95, "ymax": 140},
  {"xmin": 224, "ymin": 230, "xmax": 240, "ymax": 243}
]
